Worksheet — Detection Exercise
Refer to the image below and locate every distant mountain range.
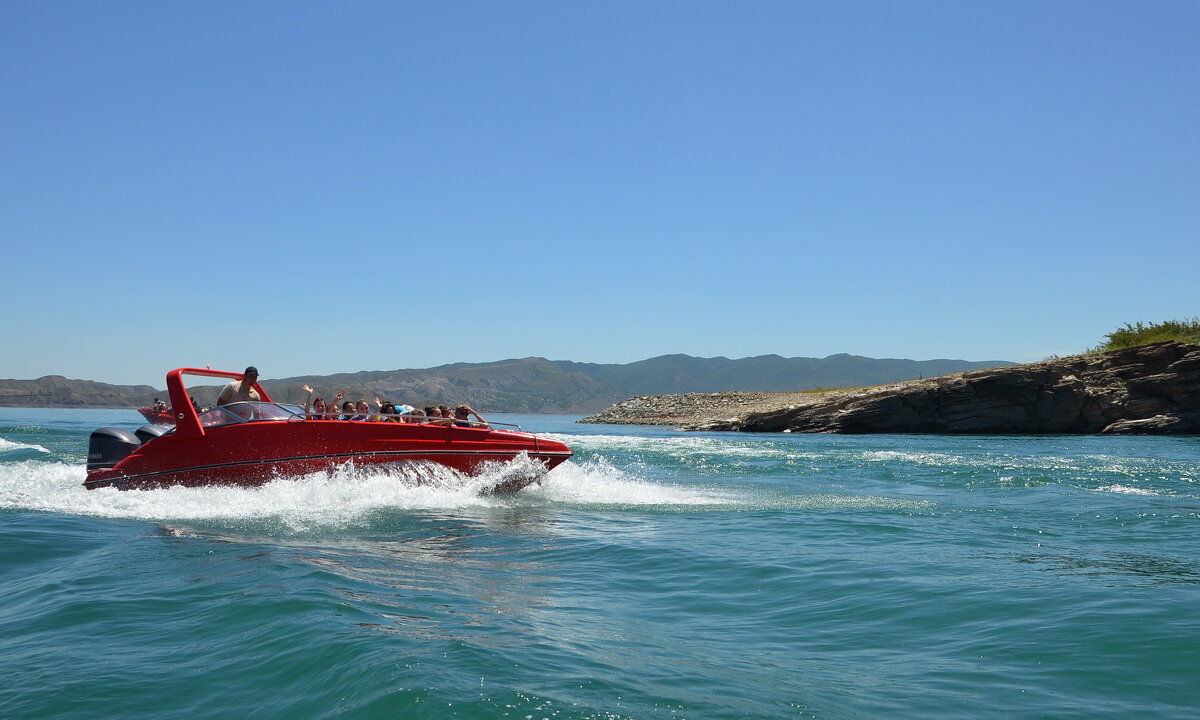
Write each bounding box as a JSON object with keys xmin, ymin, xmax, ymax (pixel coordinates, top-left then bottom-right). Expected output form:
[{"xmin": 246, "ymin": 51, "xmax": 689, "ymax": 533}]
[{"xmin": 0, "ymin": 354, "xmax": 1013, "ymax": 413}]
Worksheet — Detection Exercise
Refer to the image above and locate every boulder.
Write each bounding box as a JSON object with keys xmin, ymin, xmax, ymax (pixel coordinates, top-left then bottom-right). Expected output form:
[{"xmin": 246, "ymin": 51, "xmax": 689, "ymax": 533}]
[{"xmin": 1101, "ymin": 414, "xmax": 1200, "ymax": 435}]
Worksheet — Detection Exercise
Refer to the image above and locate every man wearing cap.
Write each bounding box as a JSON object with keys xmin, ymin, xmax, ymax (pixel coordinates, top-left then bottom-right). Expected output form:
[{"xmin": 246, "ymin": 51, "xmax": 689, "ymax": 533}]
[{"xmin": 217, "ymin": 366, "xmax": 262, "ymax": 406}]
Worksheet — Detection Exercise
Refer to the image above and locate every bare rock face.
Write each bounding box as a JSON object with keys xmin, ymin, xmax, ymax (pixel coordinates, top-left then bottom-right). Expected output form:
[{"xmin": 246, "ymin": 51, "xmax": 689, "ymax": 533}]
[{"xmin": 695, "ymin": 342, "xmax": 1200, "ymax": 435}]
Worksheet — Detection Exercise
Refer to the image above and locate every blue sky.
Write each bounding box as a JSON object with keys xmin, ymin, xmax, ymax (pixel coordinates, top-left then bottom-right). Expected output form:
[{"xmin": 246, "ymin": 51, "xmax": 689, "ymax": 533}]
[{"xmin": 2, "ymin": 1, "xmax": 1196, "ymax": 387}]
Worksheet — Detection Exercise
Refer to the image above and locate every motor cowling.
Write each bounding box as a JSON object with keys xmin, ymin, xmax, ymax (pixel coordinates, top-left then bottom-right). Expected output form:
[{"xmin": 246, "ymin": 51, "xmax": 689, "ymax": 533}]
[
  {"xmin": 135, "ymin": 424, "xmax": 170, "ymax": 444},
  {"xmin": 87, "ymin": 427, "xmax": 141, "ymax": 472}
]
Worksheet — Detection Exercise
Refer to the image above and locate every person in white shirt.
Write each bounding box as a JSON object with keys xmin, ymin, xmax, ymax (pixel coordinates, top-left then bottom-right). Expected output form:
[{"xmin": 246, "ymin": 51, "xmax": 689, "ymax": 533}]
[{"xmin": 217, "ymin": 366, "xmax": 261, "ymax": 406}]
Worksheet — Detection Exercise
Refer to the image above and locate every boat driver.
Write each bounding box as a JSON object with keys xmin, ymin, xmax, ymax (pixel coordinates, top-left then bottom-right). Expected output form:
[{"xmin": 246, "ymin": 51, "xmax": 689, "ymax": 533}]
[{"xmin": 217, "ymin": 366, "xmax": 262, "ymax": 406}]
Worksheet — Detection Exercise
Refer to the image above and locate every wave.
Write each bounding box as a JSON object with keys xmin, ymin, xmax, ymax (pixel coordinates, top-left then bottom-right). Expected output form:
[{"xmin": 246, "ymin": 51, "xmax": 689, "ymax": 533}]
[
  {"xmin": 1094, "ymin": 484, "xmax": 1166, "ymax": 497},
  {"xmin": 532, "ymin": 456, "xmax": 741, "ymax": 507},
  {"xmin": 0, "ymin": 459, "xmax": 534, "ymax": 525},
  {"xmin": 0, "ymin": 424, "xmax": 52, "ymax": 434},
  {"xmin": 832, "ymin": 447, "xmax": 1199, "ymax": 497},
  {"xmin": 0, "ymin": 453, "xmax": 920, "ymax": 539},
  {"xmin": 0, "ymin": 437, "xmax": 51, "ymax": 462},
  {"xmin": 553, "ymin": 432, "xmax": 793, "ymax": 457},
  {"xmin": 0, "ymin": 437, "xmax": 50, "ymax": 452}
]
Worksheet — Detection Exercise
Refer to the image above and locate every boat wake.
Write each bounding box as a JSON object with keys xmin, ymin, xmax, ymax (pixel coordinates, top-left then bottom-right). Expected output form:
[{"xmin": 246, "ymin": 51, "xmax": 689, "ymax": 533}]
[
  {"xmin": 0, "ymin": 450, "xmax": 742, "ymax": 533},
  {"xmin": 1, "ymin": 456, "xmax": 541, "ymax": 523},
  {"xmin": 532, "ymin": 455, "xmax": 741, "ymax": 507}
]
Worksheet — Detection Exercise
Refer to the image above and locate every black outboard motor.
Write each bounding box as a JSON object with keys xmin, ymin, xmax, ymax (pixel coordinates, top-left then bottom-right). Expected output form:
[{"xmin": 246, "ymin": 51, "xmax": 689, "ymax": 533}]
[
  {"xmin": 135, "ymin": 424, "xmax": 170, "ymax": 444},
  {"xmin": 87, "ymin": 427, "xmax": 141, "ymax": 472}
]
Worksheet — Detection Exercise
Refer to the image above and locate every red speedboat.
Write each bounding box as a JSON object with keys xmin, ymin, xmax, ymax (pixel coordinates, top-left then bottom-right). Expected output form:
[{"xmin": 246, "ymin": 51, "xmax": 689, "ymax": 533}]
[
  {"xmin": 85, "ymin": 367, "xmax": 573, "ymax": 492},
  {"xmin": 137, "ymin": 405, "xmax": 175, "ymax": 425}
]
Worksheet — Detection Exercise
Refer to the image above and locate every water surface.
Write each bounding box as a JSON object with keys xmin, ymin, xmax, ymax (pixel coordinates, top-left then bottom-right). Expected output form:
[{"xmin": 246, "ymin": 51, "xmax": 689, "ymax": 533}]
[{"xmin": 2, "ymin": 408, "xmax": 1198, "ymax": 718}]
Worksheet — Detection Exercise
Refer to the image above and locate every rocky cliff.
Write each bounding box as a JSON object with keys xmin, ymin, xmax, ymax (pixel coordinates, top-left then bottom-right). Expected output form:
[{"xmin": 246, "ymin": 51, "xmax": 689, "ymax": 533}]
[{"xmin": 584, "ymin": 342, "xmax": 1200, "ymax": 435}]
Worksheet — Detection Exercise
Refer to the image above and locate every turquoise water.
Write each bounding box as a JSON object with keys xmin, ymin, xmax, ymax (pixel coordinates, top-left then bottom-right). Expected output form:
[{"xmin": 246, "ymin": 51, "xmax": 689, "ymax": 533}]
[{"xmin": 2, "ymin": 407, "xmax": 1198, "ymax": 719}]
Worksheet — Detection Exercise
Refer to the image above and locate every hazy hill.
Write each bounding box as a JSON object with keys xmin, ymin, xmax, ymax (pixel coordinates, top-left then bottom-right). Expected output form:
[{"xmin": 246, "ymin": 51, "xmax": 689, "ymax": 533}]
[
  {"xmin": 562, "ymin": 353, "xmax": 1006, "ymax": 397},
  {"xmin": 262, "ymin": 357, "xmax": 612, "ymax": 413},
  {"xmin": 0, "ymin": 376, "xmax": 160, "ymax": 409},
  {"xmin": 0, "ymin": 354, "xmax": 1012, "ymax": 413}
]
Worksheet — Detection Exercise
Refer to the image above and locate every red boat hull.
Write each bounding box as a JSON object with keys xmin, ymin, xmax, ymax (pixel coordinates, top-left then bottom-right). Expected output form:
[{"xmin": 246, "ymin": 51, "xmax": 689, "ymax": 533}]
[{"xmin": 86, "ymin": 419, "xmax": 572, "ymax": 491}]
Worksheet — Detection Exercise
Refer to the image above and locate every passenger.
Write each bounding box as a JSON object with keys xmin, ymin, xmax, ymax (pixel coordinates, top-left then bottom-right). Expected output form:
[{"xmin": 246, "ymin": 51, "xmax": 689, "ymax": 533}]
[
  {"xmin": 453, "ymin": 405, "xmax": 489, "ymax": 429},
  {"xmin": 378, "ymin": 403, "xmax": 400, "ymax": 422},
  {"xmin": 355, "ymin": 400, "xmax": 371, "ymax": 421},
  {"xmin": 302, "ymin": 385, "xmax": 318, "ymax": 417},
  {"xmin": 217, "ymin": 366, "xmax": 261, "ymax": 406},
  {"xmin": 308, "ymin": 396, "xmax": 328, "ymax": 420},
  {"xmin": 341, "ymin": 400, "xmax": 360, "ymax": 421},
  {"xmin": 407, "ymin": 408, "xmax": 426, "ymax": 424},
  {"xmin": 303, "ymin": 386, "xmax": 345, "ymax": 420},
  {"xmin": 424, "ymin": 405, "xmax": 452, "ymax": 426},
  {"xmin": 369, "ymin": 396, "xmax": 390, "ymax": 422}
]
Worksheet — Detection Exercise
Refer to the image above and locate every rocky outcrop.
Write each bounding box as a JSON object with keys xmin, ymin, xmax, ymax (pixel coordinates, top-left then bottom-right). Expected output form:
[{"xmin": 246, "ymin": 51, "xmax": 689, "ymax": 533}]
[
  {"xmin": 582, "ymin": 342, "xmax": 1200, "ymax": 435},
  {"xmin": 703, "ymin": 341, "xmax": 1200, "ymax": 435}
]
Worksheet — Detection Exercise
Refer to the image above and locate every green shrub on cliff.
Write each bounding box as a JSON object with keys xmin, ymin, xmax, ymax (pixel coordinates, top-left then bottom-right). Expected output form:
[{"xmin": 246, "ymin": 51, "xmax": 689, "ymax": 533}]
[{"xmin": 1095, "ymin": 318, "xmax": 1200, "ymax": 352}]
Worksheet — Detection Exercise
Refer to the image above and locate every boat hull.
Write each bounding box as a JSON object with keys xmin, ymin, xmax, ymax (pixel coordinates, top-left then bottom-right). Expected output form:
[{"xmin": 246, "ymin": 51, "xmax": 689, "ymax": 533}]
[{"xmin": 85, "ymin": 420, "xmax": 572, "ymax": 492}]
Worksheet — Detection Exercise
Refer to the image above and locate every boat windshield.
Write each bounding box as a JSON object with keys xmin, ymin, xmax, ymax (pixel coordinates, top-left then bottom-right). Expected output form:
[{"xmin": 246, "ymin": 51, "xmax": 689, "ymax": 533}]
[{"xmin": 198, "ymin": 402, "xmax": 304, "ymax": 428}]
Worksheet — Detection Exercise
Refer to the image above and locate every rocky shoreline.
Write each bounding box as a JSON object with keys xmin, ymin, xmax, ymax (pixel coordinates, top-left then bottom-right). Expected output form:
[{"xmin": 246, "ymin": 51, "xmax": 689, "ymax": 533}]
[{"xmin": 579, "ymin": 341, "xmax": 1200, "ymax": 435}]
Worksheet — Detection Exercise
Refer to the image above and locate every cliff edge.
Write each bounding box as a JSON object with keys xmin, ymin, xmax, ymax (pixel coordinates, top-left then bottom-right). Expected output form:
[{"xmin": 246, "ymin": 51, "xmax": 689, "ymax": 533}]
[{"xmin": 581, "ymin": 341, "xmax": 1200, "ymax": 435}]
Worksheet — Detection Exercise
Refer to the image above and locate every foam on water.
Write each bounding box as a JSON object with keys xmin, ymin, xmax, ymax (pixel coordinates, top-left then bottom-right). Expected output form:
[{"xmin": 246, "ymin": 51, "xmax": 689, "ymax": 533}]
[
  {"xmin": 0, "ymin": 453, "xmax": 749, "ymax": 532},
  {"xmin": 0, "ymin": 459, "xmax": 538, "ymax": 529},
  {"xmin": 529, "ymin": 456, "xmax": 741, "ymax": 506},
  {"xmin": 551, "ymin": 432, "xmax": 795, "ymax": 459},
  {"xmin": 1095, "ymin": 483, "xmax": 1165, "ymax": 496}
]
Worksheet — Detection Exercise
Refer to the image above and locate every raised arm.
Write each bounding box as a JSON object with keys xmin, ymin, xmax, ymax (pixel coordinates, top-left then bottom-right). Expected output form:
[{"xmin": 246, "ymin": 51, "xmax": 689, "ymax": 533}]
[{"xmin": 467, "ymin": 406, "xmax": 488, "ymax": 428}]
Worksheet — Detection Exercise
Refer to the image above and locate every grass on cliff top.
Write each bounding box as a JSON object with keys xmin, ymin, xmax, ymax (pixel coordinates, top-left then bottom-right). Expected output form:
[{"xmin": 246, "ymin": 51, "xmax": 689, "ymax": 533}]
[{"xmin": 1094, "ymin": 317, "xmax": 1200, "ymax": 352}]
